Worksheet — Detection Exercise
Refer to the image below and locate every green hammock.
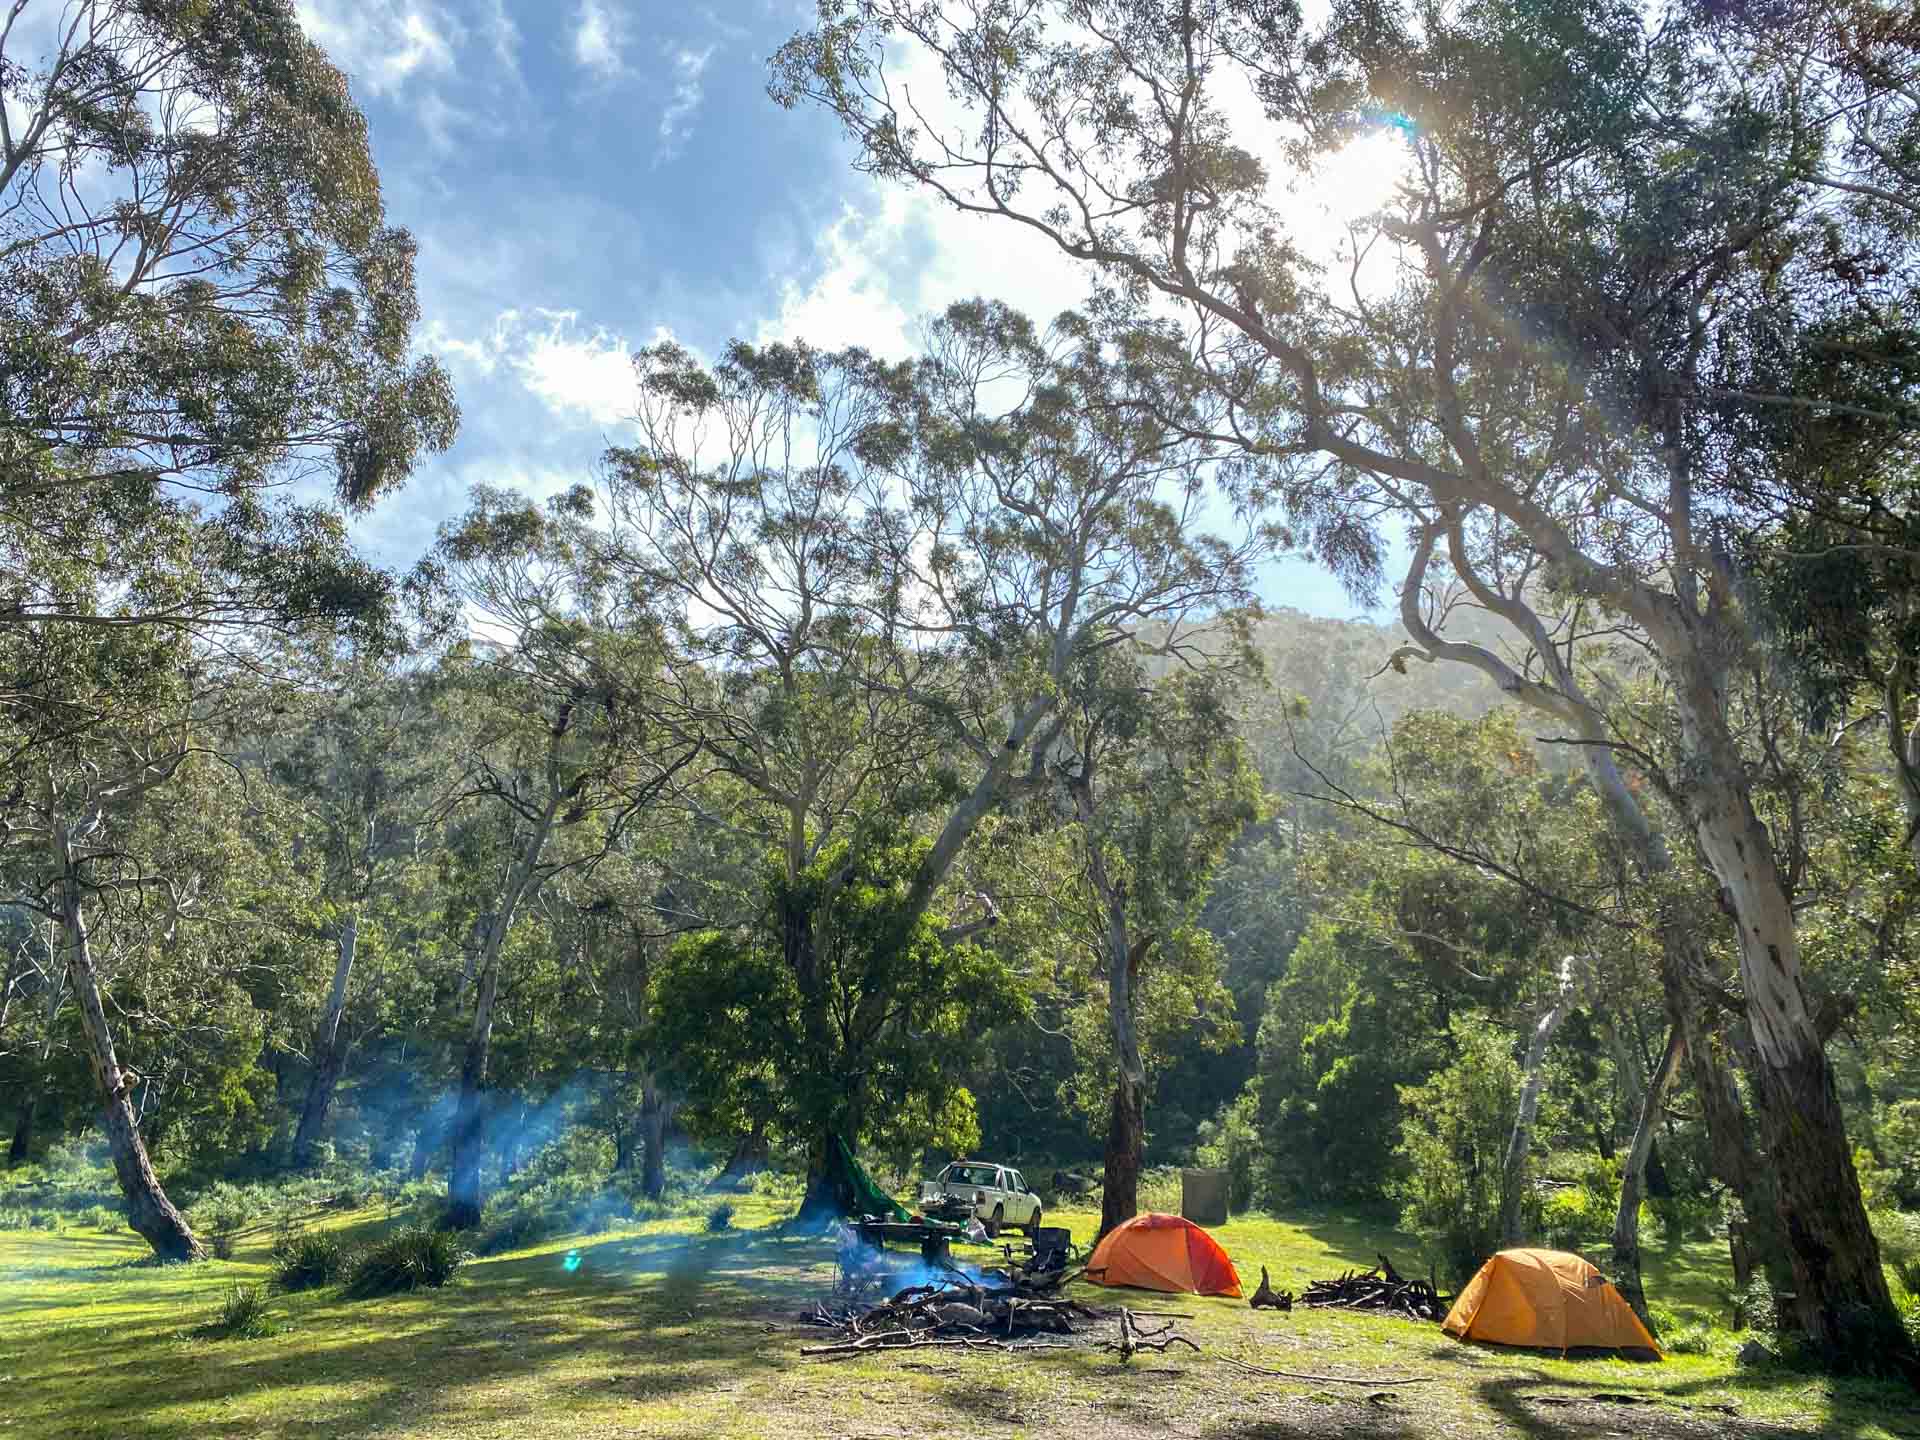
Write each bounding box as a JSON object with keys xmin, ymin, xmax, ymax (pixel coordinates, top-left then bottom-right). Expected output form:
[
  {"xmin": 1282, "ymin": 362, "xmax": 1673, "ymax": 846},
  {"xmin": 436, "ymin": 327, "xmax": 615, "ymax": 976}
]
[{"xmin": 829, "ymin": 1133, "xmax": 910, "ymax": 1223}]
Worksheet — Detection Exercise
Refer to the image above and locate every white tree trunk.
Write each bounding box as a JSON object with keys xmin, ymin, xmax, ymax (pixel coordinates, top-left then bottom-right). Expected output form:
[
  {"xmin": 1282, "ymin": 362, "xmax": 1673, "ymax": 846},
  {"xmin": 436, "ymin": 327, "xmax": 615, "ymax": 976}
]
[
  {"xmin": 1500, "ymin": 952, "xmax": 1577, "ymax": 1245},
  {"xmin": 1612, "ymin": 1025, "xmax": 1687, "ymax": 1327},
  {"xmin": 51, "ymin": 822, "xmax": 200, "ymax": 1259},
  {"xmin": 447, "ymin": 804, "xmax": 559, "ymax": 1227}
]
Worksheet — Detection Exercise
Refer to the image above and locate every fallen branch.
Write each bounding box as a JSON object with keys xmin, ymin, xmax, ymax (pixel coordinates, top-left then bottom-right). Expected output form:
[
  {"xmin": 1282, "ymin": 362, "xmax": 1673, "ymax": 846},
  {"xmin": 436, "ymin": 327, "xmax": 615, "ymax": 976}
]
[{"xmin": 1107, "ymin": 1307, "xmax": 1201, "ymax": 1361}]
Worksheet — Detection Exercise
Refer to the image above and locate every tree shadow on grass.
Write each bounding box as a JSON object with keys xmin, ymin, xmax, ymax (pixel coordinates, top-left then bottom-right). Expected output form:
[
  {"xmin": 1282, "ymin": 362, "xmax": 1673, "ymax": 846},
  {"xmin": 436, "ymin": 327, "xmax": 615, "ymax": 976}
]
[
  {"xmin": 9, "ymin": 1223, "xmax": 832, "ymax": 1440},
  {"xmin": 1198, "ymin": 1411, "xmax": 1425, "ymax": 1440},
  {"xmin": 1473, "ymin": 1366, "xmax": 1920, "ymax": 1440}
]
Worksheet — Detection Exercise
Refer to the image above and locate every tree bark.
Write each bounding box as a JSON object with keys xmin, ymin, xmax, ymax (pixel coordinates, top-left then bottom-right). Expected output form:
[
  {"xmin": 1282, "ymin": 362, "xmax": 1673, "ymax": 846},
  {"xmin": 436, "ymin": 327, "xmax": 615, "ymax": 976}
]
[
  {"xmin": 613, "ymin": 1113, "xmax": 637, "ymax": 1174},
  {"xmin": 709, "ymin": 1116, "xmax": 769, "ymax": 1191},
  {"xmin": 1612, "ymin": 1024, "xmax": 1687, "ymax": 1330},
  {"xmin": 410, "ymin": 1109, "xmax": 440, "ymax": 1180},
  {"xmin": 292, "ymin": 910, "xmax": 358, "ymax": 1169},
  {"xmin": 639, "ymin": 1081, "xmax": 671, "ymax": 1201},
  {"xmin": 52, "ymin": 825, "xmax": 201, "ymax": 1260},
  {"xmin": 446, "ymin": 950, "xmax": 501, "ymax": 1230},
  {"xmin": 1100, "ymin": 1072, "xmax": 1145, "ymax": 1240},
  {"xmin": 1500, "ymin": 952, "xmax": 1577, "ymax": 1245},
  {"xmin": 9, "ymin": 1093, "xmax": 35, "ymax": 1165},
  {"xmin": 1886, "ymin": 642, "xmax": 1920, "ymax": 878},
  {"xmin": 1671, "ymin": 660, "xmax": 1899, "ymax": 1356},
  {"xmin": 1068, "ymin": 754, "xmax": 1151, "ymax": 1242},
  {"xmin": 447, "ymin": 804, "xmax": 558, "ymax": 1230},
  {"xmin": 780, "ymin": 885, "xmax": 851, "ymax": 1226},
  {"xmin": 1670, "ymin": 968, "xmax": 1792, "ymax": 1295}
]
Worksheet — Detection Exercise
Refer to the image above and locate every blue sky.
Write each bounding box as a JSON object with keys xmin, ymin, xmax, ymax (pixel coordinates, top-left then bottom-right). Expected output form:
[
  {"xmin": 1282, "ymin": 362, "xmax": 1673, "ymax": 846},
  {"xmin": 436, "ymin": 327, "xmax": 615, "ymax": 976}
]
[{"xmin": 294, "ymin": 0, "xmax": 1391, "ymax": 622}]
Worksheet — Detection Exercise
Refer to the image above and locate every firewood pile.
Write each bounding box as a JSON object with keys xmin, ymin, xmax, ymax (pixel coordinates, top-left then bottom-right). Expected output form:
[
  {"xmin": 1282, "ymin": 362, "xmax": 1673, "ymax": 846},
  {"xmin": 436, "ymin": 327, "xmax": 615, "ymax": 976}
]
[
  {"xmin": 800, "ymin": 1278, "xmax": 1100, "ymax": 1357},
  {"xmin": 1300, "ymin": 1253, "xmax": 1450, "ymax": 1322}
]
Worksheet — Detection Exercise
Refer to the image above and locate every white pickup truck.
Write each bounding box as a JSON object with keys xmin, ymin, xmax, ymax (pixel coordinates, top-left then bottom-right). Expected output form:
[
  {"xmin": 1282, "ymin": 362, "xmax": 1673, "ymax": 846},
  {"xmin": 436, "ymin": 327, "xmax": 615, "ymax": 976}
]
[{"xmin": 919, "ymin": 1160, "xmax": 1043, "ymax": 1237}]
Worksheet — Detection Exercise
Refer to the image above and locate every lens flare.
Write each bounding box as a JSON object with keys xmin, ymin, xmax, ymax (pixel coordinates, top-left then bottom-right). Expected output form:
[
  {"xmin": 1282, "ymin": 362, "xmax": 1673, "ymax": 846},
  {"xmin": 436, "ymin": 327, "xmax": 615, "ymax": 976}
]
[{"xmin": 562, "ymin": 1248, "xmax": 582, "ymax": 1273}]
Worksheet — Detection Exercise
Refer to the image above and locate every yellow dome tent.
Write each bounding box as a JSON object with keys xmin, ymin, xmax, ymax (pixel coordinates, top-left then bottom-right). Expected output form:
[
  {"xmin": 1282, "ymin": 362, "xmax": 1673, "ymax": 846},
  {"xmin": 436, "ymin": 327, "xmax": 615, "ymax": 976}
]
[{"xmin": 1441, "ymin": 1249, "xmax": 1661, "ymax": 1356}]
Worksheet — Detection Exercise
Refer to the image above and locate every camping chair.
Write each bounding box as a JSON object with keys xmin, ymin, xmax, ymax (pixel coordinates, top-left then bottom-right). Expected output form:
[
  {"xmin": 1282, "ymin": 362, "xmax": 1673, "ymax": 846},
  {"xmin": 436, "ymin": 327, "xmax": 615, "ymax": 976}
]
[
  {"xmin": 1032, "ymin": 1226, "xmax": 1074, "ymax": 1268},
  {"xmin": 1008, "ymin": 1225, "xmax": 1076, "ymax": 1288}
]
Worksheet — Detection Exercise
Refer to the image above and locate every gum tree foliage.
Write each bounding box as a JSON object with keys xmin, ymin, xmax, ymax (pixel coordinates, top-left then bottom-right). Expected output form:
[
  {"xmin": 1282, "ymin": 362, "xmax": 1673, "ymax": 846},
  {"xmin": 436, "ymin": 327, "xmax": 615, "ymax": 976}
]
[
  {"xmin": 649, "ymin": 831, "xmax": 1024, "ymax": 1171},
  {"xmin": 776, "ymin": 0, "xmax": 1916, "ymax": 1358},
  {"xmin": 1250, "ymin": 711, "xmax": 1605, "ymax": 1201},
  {"xmin": 1046, "ymin": 657, "xmax": 1261, "ymax": 1236},
  {"xmin": 0, "ymin": 606, "xmax": 300, "ymax": 1257},
  {"xmin": 416, "ymin": 488, "xmax": 697, "ymax": 1228},
  {"xmin": 1, "ymin": 0, "xmax": 456, "ymax": 632},
  {"xmin": 594, "ymin": 302, "xmax": 1267, "ymax": 1185},
  {"xmin": 253, "ymin": 655, "xmax": 443, "ymax": 1169}
]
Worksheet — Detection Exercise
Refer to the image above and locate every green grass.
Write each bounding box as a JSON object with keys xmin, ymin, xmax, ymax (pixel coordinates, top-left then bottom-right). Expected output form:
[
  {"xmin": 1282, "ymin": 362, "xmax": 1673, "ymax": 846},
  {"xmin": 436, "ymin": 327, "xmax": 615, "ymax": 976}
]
[{"xmin": 1, "ymin": 1199, "xmax": 1914, "ymax": 1440}]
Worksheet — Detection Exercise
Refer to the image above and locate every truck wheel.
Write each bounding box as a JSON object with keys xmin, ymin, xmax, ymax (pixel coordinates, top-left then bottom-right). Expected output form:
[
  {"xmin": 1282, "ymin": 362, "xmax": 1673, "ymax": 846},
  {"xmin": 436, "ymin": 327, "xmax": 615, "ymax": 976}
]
[
  {"xmin": 987, "ymin": 1204, "xmax": 1003, "ymax": 1238},
  {"xmin": 1026, "ymin": 1206, "xmax": 1043, "ymax": 1237}
]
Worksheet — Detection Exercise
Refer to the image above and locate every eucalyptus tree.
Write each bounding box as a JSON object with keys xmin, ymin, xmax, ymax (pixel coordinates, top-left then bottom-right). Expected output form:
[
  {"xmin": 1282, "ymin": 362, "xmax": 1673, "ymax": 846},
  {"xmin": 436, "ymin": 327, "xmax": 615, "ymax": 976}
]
[
  {"xmin": 0, "ymin": 605, "xmax": 270, "ymax": 1256},
  {"xmin": 254, "ymin": 655, "xmax": 442, "ymax": 1167},
  {"xmin": 0, "ymin": 904, "xmax": 69, "ymax": 1162},
  {"xmin": 420, "ymin": 488, "xmax": 696, "ymax": 1228},
  {"xmin": 1721, "ymin": 1, "xmax": 1920, "ymax": 878},
  {"xmin": 1044, "ymin": 657, "xmax": 1260, "ymax": 1234},
  {"xmin": 777, "ymin": 0, "xmax": 1912, "ymax": 1353},
  {"xmin": 597, "ymin": 301, "xmax": 1265, "ymax": 1191},
  {"xmin": 0, "ymin": 0, "xmax": 456, "ymax": 633}
]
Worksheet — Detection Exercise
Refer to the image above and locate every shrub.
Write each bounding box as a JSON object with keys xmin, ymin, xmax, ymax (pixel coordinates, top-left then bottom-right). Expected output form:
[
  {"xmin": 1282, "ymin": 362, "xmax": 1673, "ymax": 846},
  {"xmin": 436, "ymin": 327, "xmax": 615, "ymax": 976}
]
[
  {"xmin": 1662, "ymin": 1323, "xmax": 1719, "ymax": 1356},
  {"xmin": 705, "ymin": 1202, "xmax": 735, "ymax": 1232},
  {"xmin": 474, "ymin": 1198, "xmax": 566, "ymax": 1256},
  {"xmin": 1647, "ymin": 1191, "xmax": 1717, "ymax": 1247},
  {"xmin": 1735, "ymin": 1273, "xmax": 1779, "ymax": 1336},
  {"xmin": 1393, "ymin": 1025, "xmax": 1526, "ymax": 1287},
  {"xmin": 77, "ymin": 1204, "xmax": 116, "ymax": 1230},
  {"xmin": 747, "ymin": 1169, "xmax": 804, "ymax": 1203},
  {"xmin": 197, "ymin": 1284, "xmax": 277, "ymax": 1340},
  {"xmin": 271, "ymin": 1230, "xmax": 349, "ymax": 1292},
  {"xmin": 190, "ymin": 1183, "xmax": 264, "ymax": 1261},
  {"xmin": 1135, "ymin": 1168, "xmax": 1184, "ymax": 1215},
  {"xmin": 1539, "ymin": 1185, "xmax": 1611, "ymax": 1253},
  {"xmin": 1871, "ymin": 1209, "xmax": 1920, "ymax": 1290},
  {"xmin": 344, "ymin": 1224, "xmax": 470, "ymax": 1297},
  {"xmin": 1196, "ymin": 1093, "xmax": 1263, "ymax": 1214},
  {"xmin": 1897, "ymin": 1291, "xmax": 1920, "ymax": 1350}
]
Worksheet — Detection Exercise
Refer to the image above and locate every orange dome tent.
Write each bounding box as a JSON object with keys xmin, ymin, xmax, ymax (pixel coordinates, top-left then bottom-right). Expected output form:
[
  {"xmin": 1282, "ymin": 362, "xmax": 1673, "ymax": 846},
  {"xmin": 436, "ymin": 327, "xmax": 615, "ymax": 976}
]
[
  {"xmin": 1086, "ymin": 1212, "xmax": 1242, "ymax": 1297},
  {"xmin": 1442, "ymin": 1249, "xmax": 1661, "ymax": 1356}
]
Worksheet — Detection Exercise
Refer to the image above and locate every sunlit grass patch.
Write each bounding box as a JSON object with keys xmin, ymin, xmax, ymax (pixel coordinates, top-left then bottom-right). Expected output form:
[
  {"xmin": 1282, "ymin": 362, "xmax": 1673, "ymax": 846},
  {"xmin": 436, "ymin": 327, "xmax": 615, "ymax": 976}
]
[{"xmin": 1, "ymin": 1201, "xmax": 1915, "ymax": 1440}]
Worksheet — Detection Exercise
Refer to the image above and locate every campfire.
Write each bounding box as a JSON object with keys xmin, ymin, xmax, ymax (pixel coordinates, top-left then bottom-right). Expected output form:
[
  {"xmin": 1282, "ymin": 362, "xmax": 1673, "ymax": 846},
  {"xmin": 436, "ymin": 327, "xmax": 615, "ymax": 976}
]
[{"xmin": 799, "ymin": 1223, "xmax": 1197, "ymax": 1360}]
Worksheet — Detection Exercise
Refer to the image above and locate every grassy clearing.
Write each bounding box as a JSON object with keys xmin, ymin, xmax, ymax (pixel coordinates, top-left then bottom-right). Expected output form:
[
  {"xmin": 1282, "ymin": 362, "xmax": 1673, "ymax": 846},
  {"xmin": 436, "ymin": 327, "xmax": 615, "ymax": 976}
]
[{"xmin": 1, "ymin": 1200, "xmax": 1913, "ymax": 1440}]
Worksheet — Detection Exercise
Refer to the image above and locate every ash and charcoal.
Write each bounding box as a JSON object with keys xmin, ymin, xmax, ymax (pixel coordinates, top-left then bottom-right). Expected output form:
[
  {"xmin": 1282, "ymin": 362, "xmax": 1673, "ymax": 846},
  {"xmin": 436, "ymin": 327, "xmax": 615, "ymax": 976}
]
[{"xmin": 800, "ymin": 1227, "xmax": 1195, "ymax": 1360}]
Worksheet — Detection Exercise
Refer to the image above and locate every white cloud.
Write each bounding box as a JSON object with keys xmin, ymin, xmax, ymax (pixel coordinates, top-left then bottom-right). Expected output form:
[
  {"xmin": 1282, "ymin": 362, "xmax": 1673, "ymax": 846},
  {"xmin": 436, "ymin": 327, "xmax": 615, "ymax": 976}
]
[
  {"xmin": 416, "ymin": 90, "xmax": 503, "ymax": 154},
  {"xmin": 425, "ymin": 310, "xmax": 663, "ymax": 429},
  {"xmin": 295, "ymin": 1, "xmax": 458, "ymax": 98},
  {"xmin": 572, "ymin": 0, "xmax": 628, "ymax": 80},
  {"xmin": 483, "ymin": 0, "xmax": 522, "ymax": 75},
  {"xmin": 656, "ymin": 45, "xmax": 716, "ymax": 163},
  {"xmin": 754, "ymin": 183, "xmax": 1096, "ymax": 359},
  {"xmin": 517, "ymin": 311, "xmax": 638, "ymax": 426},
  {"xmin": 751, "ymin": 21, "xmax": 1416, "ymax": 360}
]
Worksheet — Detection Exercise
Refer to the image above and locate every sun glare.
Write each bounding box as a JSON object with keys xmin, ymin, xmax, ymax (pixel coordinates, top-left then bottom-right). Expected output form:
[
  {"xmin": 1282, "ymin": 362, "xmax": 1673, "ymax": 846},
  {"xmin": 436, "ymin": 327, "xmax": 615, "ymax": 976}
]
[{"xmin": 1302, "ymin": 127, "xmax": 1414, "ymax": 227}]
